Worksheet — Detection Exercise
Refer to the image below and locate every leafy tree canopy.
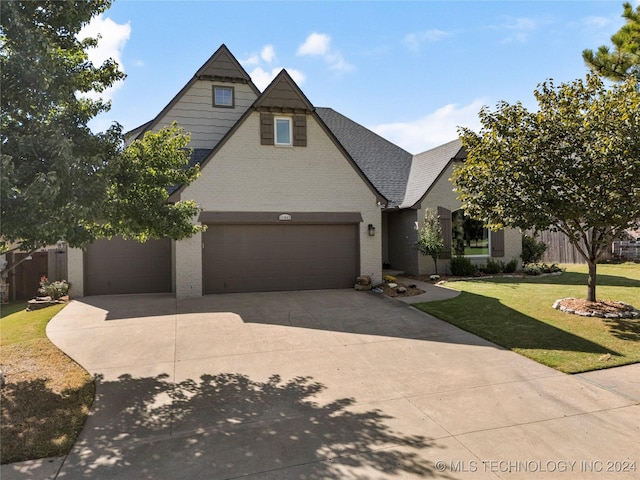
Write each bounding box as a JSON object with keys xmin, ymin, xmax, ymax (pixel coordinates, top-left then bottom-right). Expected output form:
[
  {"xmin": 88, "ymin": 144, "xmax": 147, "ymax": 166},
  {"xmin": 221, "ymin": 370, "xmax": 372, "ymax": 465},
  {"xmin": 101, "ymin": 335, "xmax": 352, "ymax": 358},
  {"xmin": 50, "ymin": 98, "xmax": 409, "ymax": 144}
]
[
  {"xmin": 1, "ymin": 0, "xmax": 202, "ymax": 255},
  {"xmin": 583, "ymin": 2, "xmax": 640, "ymax": 82},
  {"xmin": 454, "ymin": 74, "xmax": 640, "ymax": 301}
]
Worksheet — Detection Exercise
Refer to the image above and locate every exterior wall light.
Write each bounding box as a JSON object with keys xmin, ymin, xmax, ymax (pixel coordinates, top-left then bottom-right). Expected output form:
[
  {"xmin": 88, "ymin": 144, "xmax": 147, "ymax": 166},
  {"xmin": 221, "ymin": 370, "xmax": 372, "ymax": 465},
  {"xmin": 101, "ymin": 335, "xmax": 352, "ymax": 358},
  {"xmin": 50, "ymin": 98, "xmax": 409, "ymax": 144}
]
[{"xmin": 368, "ymin": 224, "xmax": 376, "ymax": 236}]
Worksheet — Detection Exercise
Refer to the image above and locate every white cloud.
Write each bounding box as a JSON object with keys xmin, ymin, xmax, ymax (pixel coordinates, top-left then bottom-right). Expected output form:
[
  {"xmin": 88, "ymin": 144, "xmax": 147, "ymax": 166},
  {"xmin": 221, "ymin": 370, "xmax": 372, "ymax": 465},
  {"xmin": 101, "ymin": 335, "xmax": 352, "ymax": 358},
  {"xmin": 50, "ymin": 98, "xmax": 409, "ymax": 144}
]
[
  {"xmin": 297, "ymin": 33, "xmax": 331, "ymax": 56},
  {"xmin": 261, "ymin": 45, "xmax": 275, "ymax": 63},
  {"xmin": 78, "ymin": 14, "xmax": 131, "ymax": 101},
  {"xmin": 490, "ymin": 16, "xmax": 537, "ymax": 44},
  {"xmin": 583, "ymin": 15, "xmax": 613, "ymax": 29},
  {"xmin": 249, "ymin": 66, "xmax": 306, "ymax": 91},
  {"xmin": 297, "ymin": 32, "xmax": 354, "ymax": 72},
  {"xmin": 242, "ymin": 54, "xmax": 261, "ymax": 66},
  {"xmin": 403, "ymin": 29, "xmax": 449, "ymax": 51},
  {"xmin": 370, "ymin": 99, "xmax": 487, "ymax": 154}
]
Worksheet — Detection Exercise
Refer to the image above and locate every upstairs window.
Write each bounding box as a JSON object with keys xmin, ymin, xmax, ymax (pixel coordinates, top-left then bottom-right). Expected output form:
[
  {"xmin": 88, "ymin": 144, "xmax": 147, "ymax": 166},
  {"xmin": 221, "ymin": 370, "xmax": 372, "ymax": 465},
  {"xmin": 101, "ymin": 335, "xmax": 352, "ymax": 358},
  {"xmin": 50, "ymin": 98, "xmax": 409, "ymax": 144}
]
[
  {"xmin": 213, "ymin": 86, "xmax": 234, "ymax": 107},
  {"xmin": 275, "ymin": 117, "xmax": 292, "ymax": 146},
  {"xmin": 260, "ymin": 113, "xmax": 307, "ymax": 147}
]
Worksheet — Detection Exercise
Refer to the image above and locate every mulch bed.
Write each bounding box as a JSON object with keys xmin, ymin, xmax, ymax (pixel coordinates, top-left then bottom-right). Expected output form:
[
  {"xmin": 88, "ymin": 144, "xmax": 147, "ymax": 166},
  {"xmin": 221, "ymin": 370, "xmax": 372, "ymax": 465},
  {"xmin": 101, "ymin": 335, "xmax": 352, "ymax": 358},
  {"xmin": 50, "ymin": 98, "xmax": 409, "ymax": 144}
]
[{"xmin": 379, "ymin": 282, "xmax": 425, "ymax": 298}]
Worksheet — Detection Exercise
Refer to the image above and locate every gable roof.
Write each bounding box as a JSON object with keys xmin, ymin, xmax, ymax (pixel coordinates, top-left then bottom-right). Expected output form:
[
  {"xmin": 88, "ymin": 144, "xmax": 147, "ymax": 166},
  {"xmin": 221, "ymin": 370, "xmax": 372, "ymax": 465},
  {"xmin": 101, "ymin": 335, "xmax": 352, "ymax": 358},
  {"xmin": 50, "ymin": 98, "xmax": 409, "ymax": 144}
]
[
  {"xmin": 399, "ymin": 139, "xmax": 465, "ymax": 209},
  {"xmin": 168, "ymin": 70, "xmax": 387, "ymax": 205},
  {"xmin": 253, "ymin": 69, "xmax": 314, "ymax": 113},
  {"xmin": 316, "ymin": 108, "xmax": 413, "ymax": 208},
  {"xmin": 134, "ymin": 44, "xmax": 260, "ymax": 141}
]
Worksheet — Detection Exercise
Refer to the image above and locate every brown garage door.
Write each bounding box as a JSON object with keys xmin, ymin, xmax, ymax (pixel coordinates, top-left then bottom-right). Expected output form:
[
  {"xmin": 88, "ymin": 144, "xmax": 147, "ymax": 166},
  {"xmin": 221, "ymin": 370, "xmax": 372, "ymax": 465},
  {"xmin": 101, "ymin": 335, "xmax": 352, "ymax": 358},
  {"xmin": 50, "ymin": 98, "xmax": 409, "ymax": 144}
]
[
  {"xmin": 85, "ymin": 237, "xmax": 171, "ymax": 296},
  {"xmin": 203, "ymin": 224, "xmax": 359, "ymax": 294}
]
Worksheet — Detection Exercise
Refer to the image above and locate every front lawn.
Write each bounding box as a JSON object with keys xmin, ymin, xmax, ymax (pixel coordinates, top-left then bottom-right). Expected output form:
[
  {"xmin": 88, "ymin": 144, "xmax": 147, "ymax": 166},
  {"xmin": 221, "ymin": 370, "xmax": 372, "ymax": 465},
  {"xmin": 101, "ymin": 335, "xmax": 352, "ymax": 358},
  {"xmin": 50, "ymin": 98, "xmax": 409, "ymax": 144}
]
[
  {"xmin": 0, "ymin": 302, "xmax": 95, "ymax": 464},
  {"xmin": 414, "ymin": 263, "xmax": 640, "ymax": 374}
]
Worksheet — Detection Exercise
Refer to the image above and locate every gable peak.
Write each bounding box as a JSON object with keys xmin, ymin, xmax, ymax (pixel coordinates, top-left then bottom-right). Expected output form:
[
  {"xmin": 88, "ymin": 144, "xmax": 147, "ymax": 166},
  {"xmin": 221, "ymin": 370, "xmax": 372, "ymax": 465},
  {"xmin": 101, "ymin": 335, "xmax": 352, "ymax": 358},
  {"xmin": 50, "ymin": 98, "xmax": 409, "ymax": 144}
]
[
  {"xmin": 254, "ymin": 69, "xmax": 314, "ymax": 113},
  {"xmin": 195, "ymin": 44, "xmax": 259, "ymax": 92}
]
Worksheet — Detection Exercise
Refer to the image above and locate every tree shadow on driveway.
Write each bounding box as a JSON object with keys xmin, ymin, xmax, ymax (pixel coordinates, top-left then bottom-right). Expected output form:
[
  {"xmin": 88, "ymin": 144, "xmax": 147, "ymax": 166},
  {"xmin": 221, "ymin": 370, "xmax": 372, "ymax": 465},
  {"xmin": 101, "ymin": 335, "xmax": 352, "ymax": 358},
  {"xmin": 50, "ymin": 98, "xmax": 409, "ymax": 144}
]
[{"xmin": 59, "ymin": 372, "xmax": 452, "ymax": 479}]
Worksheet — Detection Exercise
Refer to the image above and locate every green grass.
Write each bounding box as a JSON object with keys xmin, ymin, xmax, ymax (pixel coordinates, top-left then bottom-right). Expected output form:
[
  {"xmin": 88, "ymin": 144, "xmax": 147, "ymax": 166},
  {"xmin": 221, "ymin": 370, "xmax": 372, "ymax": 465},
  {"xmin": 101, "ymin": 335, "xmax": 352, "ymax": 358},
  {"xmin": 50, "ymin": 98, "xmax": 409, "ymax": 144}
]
[
  {"xmin": 414, "ymin": 263, "xmax": 640, "ymax": 374},
  {"xmin": 1, "ymin": 302, "xmax": 95, "ymax": 464},
  {"xmin": 1, "ymin": 303, "xmax": 67, "ymax": 345}
]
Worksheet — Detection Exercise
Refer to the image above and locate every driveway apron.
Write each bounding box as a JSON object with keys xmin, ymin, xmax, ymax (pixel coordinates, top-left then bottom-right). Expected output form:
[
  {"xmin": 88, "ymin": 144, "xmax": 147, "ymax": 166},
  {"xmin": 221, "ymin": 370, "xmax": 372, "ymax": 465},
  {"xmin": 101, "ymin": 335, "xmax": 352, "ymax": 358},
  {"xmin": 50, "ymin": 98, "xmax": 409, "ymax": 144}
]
[{"xmin": 5, "ymin": 290, "xmax": 639, "ymax": 479}]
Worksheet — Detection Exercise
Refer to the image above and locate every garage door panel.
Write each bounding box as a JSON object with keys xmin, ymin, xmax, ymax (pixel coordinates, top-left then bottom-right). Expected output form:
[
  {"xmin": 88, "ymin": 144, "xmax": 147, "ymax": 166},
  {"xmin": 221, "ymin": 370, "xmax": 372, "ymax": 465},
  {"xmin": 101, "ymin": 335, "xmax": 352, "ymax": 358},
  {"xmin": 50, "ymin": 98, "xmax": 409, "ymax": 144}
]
[
  {"xmin": 85, "ymin": 237, "xmax": 172, "ymax": 296},
  {"xmin": 203, "ymin": 224, "xmax": 358, "ymax": 294}
]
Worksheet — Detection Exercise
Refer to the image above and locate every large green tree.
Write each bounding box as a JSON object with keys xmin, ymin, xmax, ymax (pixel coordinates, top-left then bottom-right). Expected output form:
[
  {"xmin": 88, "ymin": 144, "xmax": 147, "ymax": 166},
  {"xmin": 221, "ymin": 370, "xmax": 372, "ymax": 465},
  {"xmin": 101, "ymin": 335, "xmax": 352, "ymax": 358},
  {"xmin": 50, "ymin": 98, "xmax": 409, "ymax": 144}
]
[
  {"xmin": 454, "ymin": 74, "xmax": 640, "ymax": 302},
  {"xmin": 583, "ymin": 2, "xmax": 640, "ymax": 82},
  {"xmin": 1, "ymin": 0, "xmax": 201, "ymax": 261}
]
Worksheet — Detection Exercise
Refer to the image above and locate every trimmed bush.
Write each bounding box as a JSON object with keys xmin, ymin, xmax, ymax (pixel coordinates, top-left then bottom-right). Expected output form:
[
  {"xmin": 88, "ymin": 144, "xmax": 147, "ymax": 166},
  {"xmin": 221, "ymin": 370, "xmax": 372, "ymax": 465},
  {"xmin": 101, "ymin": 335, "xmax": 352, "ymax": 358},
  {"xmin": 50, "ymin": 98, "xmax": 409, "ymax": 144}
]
[
  {"xmin": 450, "ymin": 256, "xmax": 478, "ymax": 276},
  {"xmin": 482, "ymin": 258, "xmax": 503, "ymax": 274},
  {"xmin": 503, "ymin": 258, "xmax": 518, "ymax": 273}
]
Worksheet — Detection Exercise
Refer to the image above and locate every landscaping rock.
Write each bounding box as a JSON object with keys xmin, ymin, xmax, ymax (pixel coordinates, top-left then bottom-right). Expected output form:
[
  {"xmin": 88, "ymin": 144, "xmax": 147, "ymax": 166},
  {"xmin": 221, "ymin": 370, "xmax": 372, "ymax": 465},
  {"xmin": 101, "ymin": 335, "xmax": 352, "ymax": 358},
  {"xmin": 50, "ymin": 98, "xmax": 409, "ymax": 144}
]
[
  {"xmin": 355, "ymin": 275, "xmax": 372, "ymax": 291},
  {"xmin": 396, "ymin": 286, "xmax": 407, "ymax": 294}
]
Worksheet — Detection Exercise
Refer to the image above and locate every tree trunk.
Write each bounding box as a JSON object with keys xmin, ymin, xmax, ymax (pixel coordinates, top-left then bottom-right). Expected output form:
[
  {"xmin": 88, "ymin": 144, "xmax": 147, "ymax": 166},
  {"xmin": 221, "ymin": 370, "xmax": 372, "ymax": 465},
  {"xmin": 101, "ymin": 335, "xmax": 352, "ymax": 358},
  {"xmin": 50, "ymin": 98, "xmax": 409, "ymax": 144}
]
[
  {"xmin": 587, "ymin": 260, "xmax": 597, "ymax": 302},
  {"xmin": 432, "ymin": 256, "xmax": 438, "ymax": 275}
]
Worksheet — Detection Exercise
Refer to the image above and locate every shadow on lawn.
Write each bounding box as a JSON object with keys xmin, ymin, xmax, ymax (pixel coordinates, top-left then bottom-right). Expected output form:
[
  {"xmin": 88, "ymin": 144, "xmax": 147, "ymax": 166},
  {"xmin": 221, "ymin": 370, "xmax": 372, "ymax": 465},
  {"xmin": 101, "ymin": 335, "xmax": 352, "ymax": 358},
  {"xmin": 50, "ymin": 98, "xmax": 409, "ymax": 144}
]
[
  {"xmin": 55, "ymin": 373, "xmax": 451, "ymax": 479},
  {"xmin": 416, "ymin": 291, "xmax": 621, "ymax": 356},
  {"xmin": 0, "ymin": 377, "xmax": 95, "ymax": 464},
  {"xmin": 604, "ymin": 317, "xmax": 640, "ymax": 342}
]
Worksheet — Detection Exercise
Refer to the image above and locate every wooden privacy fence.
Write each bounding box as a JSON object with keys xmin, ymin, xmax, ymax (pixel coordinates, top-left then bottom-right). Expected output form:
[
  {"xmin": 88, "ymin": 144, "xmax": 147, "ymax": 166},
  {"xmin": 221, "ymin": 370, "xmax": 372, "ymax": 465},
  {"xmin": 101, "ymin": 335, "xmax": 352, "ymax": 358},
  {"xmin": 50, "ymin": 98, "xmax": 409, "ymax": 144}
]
[{"xmin": 534, "ymin": 230, "xmax": 618, "ymax": 264}]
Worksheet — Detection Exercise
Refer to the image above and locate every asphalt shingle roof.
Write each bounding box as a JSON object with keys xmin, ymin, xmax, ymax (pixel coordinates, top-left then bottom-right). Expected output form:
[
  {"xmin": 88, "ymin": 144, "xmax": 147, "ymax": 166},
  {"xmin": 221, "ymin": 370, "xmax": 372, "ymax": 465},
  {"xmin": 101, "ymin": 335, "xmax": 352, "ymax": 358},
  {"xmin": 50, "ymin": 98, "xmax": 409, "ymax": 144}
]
[
  {"xmin": 400, "ymin": 139, "xmax": 464, "ymax": 209},
  {"xmin": 167, "ymin": 148, "xmax": 213, "ymax": 195},
  {"xmin": 316, "ymin": 107, "xmax": 413, "ymax": 207}
]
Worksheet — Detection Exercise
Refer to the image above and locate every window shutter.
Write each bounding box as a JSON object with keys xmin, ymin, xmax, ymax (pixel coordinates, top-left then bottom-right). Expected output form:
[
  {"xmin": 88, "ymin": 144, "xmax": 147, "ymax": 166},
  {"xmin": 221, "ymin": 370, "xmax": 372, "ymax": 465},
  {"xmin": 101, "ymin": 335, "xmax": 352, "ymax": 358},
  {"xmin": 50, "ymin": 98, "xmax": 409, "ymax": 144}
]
[
  {"xmin": 260, "ymin": 113, "xmax": 274, "ymax": 145},
  {"xmin": 437, "ymin": 207, "xmax": 452, "ymax": 259},
  {"xmin": 491, "ymin": 229, "xmax": 505, "ymax": 257},
  {"xmin": 293, "ymin": 114, "xmax": 307, "ymax": 147}
]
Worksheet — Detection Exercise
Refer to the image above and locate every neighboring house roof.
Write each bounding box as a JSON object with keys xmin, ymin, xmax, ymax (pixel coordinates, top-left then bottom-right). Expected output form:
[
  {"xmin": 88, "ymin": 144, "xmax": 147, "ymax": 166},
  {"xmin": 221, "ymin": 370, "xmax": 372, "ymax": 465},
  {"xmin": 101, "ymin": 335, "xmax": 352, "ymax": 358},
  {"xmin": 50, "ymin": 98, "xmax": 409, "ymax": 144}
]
[
  {"xmin": 399, "ymin": 139, "xmax": 465, "ymax": 209},
  {"xmin": 316, "ymin": 108, "xmax": 413, "ymax": 208}
]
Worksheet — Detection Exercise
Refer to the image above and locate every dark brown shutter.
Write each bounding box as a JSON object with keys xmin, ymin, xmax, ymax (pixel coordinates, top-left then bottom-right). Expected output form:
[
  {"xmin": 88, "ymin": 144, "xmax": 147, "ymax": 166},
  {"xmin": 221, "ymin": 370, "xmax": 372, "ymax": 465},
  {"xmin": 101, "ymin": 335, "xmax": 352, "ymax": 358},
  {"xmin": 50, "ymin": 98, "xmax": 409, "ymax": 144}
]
[
  {"xmin": 293, "ymin": 114, "xmax": 307, "ymax": 147},
  {"xmin": 260, "ymin": 113, "xmax": 274, "ymax": 145},
  {"xmin": 491, "ymin": 229, "xmax": 505, "ymax": 257},
  {"xmin": 437, "ymin": 207, "xmax": 452, "ymax": 259}
]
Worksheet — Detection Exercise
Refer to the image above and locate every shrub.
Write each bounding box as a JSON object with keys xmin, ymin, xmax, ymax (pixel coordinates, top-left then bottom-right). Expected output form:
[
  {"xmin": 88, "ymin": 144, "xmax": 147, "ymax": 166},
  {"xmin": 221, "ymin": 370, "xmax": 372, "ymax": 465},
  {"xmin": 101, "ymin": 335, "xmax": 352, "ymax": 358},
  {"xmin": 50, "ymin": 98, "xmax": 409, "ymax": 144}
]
[
  {"xmin": 503, "ymin": 258, "xmax": 518, "ymax": 273},
  {"xmin": 482, "ymin": 258, "xmax": 503, "ymax": 274},
  {"xmin": 521, "ymin": 235, "xmax": 547, "ymax": 265},
  {"xmin": 38, "ymin": 276, "xmax": 70, "ymax": 300},
  {"xmin": 524, "ymin": 263, "xmax": 564, "ymax": 276},
  {"xmin": 524, "ymin": 264, "xmax": 542, "ymax": 276},
  {"xmin": 450, "ymin": 256, "xmax": 478, "ymax": 276}
]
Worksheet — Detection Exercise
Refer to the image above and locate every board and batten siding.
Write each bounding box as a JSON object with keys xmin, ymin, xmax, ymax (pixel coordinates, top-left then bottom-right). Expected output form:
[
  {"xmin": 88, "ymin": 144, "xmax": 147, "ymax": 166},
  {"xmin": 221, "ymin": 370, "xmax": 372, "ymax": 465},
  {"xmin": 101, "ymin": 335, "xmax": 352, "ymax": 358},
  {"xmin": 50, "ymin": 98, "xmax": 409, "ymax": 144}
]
[
  {"xmin": 173, "ymin": 111, "xmax": 382, "ymax": 297},
  {"xmin": 153, "ymin": 81, "xmax": 258, "ymax": 149}
]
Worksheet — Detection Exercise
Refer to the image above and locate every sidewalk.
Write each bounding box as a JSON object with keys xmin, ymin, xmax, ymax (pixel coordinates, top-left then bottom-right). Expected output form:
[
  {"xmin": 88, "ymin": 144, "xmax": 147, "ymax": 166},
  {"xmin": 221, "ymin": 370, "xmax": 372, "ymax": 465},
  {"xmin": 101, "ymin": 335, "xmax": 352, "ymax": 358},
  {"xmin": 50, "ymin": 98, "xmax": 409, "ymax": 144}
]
[{"xmin": 392, "ymin": 275, "xmax": 460, "ymax": 304}]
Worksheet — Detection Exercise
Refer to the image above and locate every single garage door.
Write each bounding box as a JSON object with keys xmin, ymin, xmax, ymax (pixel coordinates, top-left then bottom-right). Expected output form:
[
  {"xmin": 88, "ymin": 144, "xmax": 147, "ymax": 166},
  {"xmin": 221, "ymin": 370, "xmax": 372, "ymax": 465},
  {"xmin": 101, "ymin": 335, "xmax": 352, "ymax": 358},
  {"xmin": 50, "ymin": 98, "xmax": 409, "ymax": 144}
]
[
  {"xmin": 203, "ymin": 224, "xmax": 359, "ymax": 294},
  {"xmin": 85, "ymin": 237, "xmax": 172, "ymax": 295}
]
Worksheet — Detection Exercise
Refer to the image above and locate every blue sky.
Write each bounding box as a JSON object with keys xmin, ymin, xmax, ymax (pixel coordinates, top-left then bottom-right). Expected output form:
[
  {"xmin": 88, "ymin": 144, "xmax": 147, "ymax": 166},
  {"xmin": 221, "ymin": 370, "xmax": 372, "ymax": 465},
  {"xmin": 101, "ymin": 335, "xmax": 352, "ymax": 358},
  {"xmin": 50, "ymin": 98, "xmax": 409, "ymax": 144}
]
[{"xmin": 83, "ymin": 0, "xmax": 633, "ymax": 154}]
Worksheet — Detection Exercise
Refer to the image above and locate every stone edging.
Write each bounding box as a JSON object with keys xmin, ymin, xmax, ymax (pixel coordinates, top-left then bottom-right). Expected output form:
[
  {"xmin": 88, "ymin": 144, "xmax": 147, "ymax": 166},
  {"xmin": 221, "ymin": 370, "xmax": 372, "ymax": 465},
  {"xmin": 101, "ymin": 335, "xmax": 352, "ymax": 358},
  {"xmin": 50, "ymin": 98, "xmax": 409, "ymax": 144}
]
[{"xmin": 552, "ymin": 298, "xmax": 640, "ymax": 319}]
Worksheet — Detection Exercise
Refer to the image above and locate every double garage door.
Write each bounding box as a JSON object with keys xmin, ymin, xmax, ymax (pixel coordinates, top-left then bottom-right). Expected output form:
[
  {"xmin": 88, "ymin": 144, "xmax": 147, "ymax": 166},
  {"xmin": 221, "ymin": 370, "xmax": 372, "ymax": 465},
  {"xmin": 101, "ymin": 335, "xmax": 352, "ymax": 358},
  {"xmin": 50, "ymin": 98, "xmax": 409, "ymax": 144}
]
[
  {"xmin": 85, "ymin": 237, "xmax": 172, "ymax": 296},
  {"xmin": 203, "ymin": 223, "xmax": 359, "ymax": 294},
  {"xmin": 84, "ymin": 223, "xmax": 359, "ymax": 295}
]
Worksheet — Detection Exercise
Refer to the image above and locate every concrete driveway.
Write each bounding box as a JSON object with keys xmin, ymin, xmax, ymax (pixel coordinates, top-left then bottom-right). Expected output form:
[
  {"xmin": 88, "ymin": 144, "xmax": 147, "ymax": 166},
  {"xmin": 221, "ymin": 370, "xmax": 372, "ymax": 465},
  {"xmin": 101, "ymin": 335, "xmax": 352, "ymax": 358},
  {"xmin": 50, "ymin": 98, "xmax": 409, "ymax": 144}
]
[{"xmin": 5, "ymin": 290, "xmax": 640, "ymax": 479}]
